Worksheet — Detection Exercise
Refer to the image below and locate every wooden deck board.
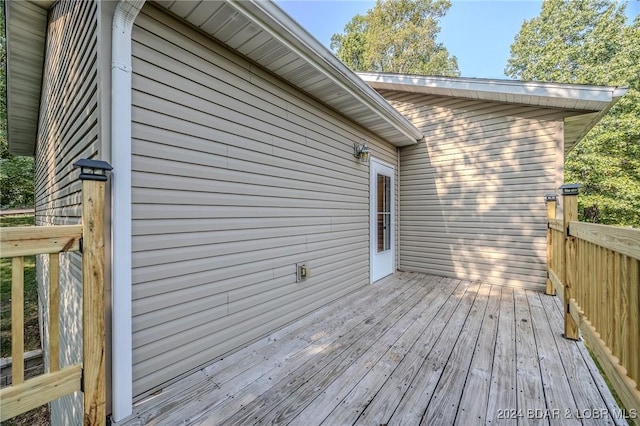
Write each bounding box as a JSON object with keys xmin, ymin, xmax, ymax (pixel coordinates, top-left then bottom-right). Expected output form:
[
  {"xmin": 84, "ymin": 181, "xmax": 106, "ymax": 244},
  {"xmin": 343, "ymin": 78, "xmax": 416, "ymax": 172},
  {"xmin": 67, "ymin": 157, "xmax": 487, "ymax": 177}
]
[
  {"xmin": 289, "ymin": 276, "xmax": 449, "ymax": 425},
  {"xmin": 365, "ymin": 280, "xmax": 479, "ymax": 425},
  {"xmin": 526, "ymin": 290, "xmax": 580, "ymax": 426},
  {"xmin": 258, "ymin": 275, "xmax": 444, "ymax": 425},
  {"xmin": 420, "ymin": 282, "xmax": 491, "ymax": 425},
  {"xmin": 456, "ymin": 285, "xmax": 501, "ymax": 424},
  {"xmin": 487, "ymin": 286, "xmax": 517, "ymax": 426},
  {"xmin": 514, "ymin": 288, "xmax": 548, "ymax": 426},
  {"xmin": 349, "ymin": 279, "xmax": 470, "ymax": 426},
  {"xmin": 118, "ymin": 272, "xmax": 626, "ymax": 426},
  {"xmin": 541, "ymin": 292, "xmax": 626, "ymax": 426},
  {"xmin": 320, "ymin": 277, "xmax": 463, "ymax": 426}
]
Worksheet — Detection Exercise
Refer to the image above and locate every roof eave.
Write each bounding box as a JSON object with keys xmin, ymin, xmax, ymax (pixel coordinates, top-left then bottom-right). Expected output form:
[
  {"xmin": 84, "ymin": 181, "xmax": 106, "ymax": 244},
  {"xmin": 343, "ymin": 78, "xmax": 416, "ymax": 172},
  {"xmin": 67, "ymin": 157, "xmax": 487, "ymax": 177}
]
[
  {"xmin": 359, "ymin": 72, "xmax": 628, "ymax": 153},
  {"xmin": 358, "ymin": 72, "xmax": 624, "ymax": 109},
  {"xmin": 186, "ymin": 0, "xmax": 423, "ymax": 146},
  {"xmin": 564, "ymin": 88, "xmax": 628, "ymax": 153},
  {"xmin": 5, "ymin": 0, "xmax": 50, "ymax": 156}
]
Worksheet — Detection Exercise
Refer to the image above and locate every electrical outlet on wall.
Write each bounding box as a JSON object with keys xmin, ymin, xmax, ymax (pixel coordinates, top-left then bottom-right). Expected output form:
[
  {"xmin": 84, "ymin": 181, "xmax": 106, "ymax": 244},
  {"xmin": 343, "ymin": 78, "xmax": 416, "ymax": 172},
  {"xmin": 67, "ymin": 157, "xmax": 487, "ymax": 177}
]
[{"xmin": 296, "ymin": 263, "xmax": 310, "ymax": 282}]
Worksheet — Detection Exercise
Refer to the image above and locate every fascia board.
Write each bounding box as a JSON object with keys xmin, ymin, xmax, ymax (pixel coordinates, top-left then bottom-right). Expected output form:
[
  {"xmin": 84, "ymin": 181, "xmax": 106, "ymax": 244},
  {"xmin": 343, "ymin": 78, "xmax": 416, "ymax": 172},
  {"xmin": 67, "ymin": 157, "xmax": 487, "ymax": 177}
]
[{"xmin": 359, "ymin": 72, "xmax": 627, "ymax": 110}]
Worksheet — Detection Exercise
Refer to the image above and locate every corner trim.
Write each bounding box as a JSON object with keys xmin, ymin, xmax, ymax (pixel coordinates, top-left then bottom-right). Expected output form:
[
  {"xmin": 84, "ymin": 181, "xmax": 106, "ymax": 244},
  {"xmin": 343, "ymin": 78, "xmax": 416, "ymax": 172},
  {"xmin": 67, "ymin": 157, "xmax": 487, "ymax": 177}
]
[{"xmin": 111, "ymin": 0, "xmax": 145, "ymax": 422}]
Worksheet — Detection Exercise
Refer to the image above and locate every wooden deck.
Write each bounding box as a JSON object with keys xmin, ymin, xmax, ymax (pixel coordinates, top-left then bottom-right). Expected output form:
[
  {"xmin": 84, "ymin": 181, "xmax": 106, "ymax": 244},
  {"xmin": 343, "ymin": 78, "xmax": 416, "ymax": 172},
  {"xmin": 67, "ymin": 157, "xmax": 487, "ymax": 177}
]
[{"xmin": 119, "ymin": 272, "xmax": 628, "ymax": 425}]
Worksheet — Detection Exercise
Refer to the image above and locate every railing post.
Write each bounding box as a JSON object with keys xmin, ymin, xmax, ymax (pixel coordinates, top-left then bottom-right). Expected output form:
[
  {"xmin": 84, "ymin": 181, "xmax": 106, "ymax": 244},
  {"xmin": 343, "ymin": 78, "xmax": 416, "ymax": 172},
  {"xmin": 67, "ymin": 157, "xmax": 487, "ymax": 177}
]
[
  {"xmin": 545, "ymin": 194, "xmax": 558, "ymax": 296},
  {"xmin": 560, "ymin": 184, "xmax": 580, "ymax": 340},
  {"xmin": 74, "ymin": 159, "xmax": 112, "ymax": 426}
]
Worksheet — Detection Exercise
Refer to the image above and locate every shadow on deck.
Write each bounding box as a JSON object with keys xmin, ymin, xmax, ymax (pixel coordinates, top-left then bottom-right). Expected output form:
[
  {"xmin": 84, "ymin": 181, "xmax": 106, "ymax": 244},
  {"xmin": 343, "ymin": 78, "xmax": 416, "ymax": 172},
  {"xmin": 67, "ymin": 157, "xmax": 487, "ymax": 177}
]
[{"xmin": 118, "ymin": 272, "xmax": 626, "ymax": 425}]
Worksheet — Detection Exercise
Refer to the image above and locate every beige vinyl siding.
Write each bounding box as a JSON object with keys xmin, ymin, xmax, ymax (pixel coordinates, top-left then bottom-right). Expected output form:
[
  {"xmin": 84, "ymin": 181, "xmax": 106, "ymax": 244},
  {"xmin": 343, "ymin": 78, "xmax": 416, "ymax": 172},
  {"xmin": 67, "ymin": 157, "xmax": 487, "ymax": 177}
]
[
  {"xmin": 130, "ymin": 4, "xmax": 397, "ymax": 398},
  {"xmin": 33, "ymin": 1, "xmax": 99, "ymax": 424},
  {"xmin": 382, "ymin": 90, "xmax": 571, "ymax": 289}
]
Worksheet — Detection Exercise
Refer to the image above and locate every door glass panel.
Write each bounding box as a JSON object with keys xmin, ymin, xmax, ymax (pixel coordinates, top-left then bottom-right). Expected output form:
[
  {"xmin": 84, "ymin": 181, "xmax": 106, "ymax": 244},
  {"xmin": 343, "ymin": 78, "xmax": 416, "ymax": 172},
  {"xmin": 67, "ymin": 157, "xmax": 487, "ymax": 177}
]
[{"xmin": 377, "ymin": 174, "xmax": 391, "ymax": 253}]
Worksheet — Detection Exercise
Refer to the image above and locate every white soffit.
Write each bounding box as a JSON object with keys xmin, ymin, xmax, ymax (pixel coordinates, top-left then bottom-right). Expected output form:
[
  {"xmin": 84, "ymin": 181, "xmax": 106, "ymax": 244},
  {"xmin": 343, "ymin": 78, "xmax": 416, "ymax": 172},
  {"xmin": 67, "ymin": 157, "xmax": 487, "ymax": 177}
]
[
  {"xmin": 154, "ymin": 0, "xmax": 423, "ymax": 146},
  {"xmin": 5, "ymin": 0, "xmax": 50, "ymax": 156}
]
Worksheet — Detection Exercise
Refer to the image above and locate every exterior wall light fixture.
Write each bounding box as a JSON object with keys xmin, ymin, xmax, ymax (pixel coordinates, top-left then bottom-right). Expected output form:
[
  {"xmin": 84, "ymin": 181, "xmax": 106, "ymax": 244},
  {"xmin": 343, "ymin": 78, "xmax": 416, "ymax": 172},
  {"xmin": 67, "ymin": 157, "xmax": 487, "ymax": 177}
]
[{"xmin": 354, "ymin": 142, "xmax": 370, "ymax": 162}]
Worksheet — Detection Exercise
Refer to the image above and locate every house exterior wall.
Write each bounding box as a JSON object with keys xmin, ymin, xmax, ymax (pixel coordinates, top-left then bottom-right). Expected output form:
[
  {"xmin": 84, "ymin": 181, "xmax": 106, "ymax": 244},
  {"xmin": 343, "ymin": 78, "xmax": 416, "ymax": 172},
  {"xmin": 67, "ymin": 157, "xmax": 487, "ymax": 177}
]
[
  {"xmin": 129, "ymin": 4, "xmax": 398, "ymax": 398},
  {"xmin": 34, "ymin": 0, "xmax": 99, "ymax": 424},
  {"xmin": 380, "ymin": 90, "xmax": 569, "ymax": 289}
]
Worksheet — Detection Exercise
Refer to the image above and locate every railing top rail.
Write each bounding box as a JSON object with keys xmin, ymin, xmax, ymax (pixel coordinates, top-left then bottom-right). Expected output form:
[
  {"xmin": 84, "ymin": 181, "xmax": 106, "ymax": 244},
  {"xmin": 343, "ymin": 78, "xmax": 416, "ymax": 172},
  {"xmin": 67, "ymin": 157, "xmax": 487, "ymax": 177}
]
[
  {"xmin": 548, "ymin": 218, "xmax": 564, "ymax": 232},
  {"xmin": 569, "ymin": 221, "xmax": 640, "ymax": 260},
  {"xmin": 0, "ymin": 224, "xmax": 82, "ymax": 258}
]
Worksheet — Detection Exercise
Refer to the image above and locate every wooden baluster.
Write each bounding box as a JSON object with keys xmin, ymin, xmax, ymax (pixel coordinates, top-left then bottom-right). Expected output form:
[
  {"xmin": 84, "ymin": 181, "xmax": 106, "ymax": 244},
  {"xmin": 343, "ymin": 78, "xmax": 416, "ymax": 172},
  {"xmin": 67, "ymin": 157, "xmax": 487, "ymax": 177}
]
[
  {"xmin": 545, "ymin": 194, "xmax": 557, "ymax": 296},
  {"xmin": 11, "ymin": 257, "xmax": 25, "ymax": 385},
  {"xmin": 49, "ymin": 252, "xmax": 60, "ymax": 372},
  {"xmin": 629, "ymin": 257, "xmax": 639, "ymax": 387}
]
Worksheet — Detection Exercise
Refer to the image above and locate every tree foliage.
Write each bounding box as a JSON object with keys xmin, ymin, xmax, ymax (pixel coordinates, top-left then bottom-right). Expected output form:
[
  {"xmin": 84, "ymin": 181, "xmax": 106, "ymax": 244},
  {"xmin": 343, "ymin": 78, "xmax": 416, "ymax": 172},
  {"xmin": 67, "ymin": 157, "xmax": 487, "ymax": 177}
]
[
  {"xmin": 0, "ymin": 5, "xmax": 35, "ymax": 209},
  {"xmin": 506, "ymin": 0, "xmax": 640, "ymax": 227},
  {"xmin": 331, "ymin": 0, "xmax": 459, "ymax": 76}
]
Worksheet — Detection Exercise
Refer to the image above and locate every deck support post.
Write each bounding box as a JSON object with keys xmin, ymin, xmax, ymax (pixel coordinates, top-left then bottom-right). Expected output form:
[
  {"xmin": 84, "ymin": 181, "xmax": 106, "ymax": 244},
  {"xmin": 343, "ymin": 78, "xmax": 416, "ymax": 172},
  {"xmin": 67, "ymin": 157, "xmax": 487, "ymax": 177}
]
[
  {"xmin": 560, "ymin": 184, "xmax": 580, "ymax": 341},
  {"xmin": 545, "ymin": 194, "xmax": 557, "ymax": 296},
  {"xmin": 74, "ymin": 159, "xmax": 112, "ymax": 426}
]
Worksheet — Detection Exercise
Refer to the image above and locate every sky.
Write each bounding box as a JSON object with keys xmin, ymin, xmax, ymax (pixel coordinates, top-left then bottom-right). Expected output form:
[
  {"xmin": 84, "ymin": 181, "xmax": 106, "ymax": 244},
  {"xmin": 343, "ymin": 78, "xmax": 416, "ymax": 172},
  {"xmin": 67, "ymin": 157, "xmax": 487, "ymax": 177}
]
[{"xmin": 276, "ymin": 0, "xmax": 640, "ymax": 80}]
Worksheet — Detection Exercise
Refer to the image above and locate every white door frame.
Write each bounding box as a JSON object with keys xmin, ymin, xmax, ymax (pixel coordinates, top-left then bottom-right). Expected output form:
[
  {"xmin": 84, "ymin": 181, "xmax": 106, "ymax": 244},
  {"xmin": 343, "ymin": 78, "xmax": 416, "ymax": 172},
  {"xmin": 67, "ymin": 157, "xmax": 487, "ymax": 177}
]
[{"xmin": 370, "ymin": 158, "xmax": 395, "ymax": 283}]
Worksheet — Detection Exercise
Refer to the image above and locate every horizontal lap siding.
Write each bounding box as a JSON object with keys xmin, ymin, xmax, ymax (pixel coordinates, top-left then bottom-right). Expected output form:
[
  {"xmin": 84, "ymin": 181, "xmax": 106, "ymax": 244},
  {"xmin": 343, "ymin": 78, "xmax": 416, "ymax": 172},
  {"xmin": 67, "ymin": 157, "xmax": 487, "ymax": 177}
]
[
  {"xmin": 130, "ymin": 5, "xmax": 396, "ymax": 397},
  {"xmin": 384, "ymin": 90, "xmax": 566, "ymax": 289},
  {"xmin": 34, "ymin": 1, "xmax": 98, "ymax": 424}
]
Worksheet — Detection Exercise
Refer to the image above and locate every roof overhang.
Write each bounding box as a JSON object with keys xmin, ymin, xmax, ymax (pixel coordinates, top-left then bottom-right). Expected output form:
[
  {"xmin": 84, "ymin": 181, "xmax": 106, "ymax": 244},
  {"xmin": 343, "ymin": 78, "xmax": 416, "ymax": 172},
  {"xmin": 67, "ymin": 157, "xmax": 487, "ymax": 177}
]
[
  {"xmin": 5, "ymin": 0, "xmax": 51, "ymax": 156},
  {"xmin": 154, "ymin": 0, "xmax": 422, "ymax": 146},
  {"xmin": 358, "ymin": 73, "xmax": 627, "ymax": 153},
  {"xmin": 5, "ymin": 0, "xmax": 423, "ymax": 156}
]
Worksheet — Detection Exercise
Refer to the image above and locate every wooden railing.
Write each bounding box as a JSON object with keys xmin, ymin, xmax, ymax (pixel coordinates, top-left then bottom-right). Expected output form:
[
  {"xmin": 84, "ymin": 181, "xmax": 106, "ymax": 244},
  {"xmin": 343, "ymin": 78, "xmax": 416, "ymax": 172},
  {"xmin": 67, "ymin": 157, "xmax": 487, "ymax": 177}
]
[
  {"xmin": 546, "ymin": 185, "xmax": 640, "ymax": 419},
  {"xmin": 0, "ymin": 159, "xmax": 111, "ymax": 425}
]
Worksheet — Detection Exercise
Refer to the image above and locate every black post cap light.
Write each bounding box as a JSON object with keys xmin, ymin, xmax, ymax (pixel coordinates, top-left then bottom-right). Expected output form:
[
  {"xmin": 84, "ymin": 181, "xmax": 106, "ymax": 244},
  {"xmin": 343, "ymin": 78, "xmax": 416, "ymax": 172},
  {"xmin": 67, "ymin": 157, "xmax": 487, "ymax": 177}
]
[
  {"xmin": 73, "ymin": 159, "xmax": 113, "ymax": 181},
  {"xmin": 544, "ymin": 193, "xmax": 558, "ymax": 203},
  {"xmin": 559, "ymin": 183, "xmax": 582, "ymax": 196}
]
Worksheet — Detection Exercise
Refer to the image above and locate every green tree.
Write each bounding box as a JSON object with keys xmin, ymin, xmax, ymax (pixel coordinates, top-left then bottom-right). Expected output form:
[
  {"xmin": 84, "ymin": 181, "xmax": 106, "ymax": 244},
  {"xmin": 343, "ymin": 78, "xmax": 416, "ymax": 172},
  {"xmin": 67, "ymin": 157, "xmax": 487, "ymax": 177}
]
[
  {"xmin": 0, "ymin": 5, "xmax": 35, "ymax": 209},
  {"xmin": 506, "ymin": 0, "xmax": 640, "ymax": 227},
  {"xmin": 331, "ymin": 0, "xmax": 459, "ymax": 76}
]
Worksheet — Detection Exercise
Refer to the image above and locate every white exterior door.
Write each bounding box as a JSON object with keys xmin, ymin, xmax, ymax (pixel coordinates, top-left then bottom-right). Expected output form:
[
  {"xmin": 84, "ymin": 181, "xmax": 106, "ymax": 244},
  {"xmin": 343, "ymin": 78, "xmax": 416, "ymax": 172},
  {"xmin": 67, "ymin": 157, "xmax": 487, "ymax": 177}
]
[{"xmin": 370, "ymin": 159, "xmax": 395, "ymax": 282}]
